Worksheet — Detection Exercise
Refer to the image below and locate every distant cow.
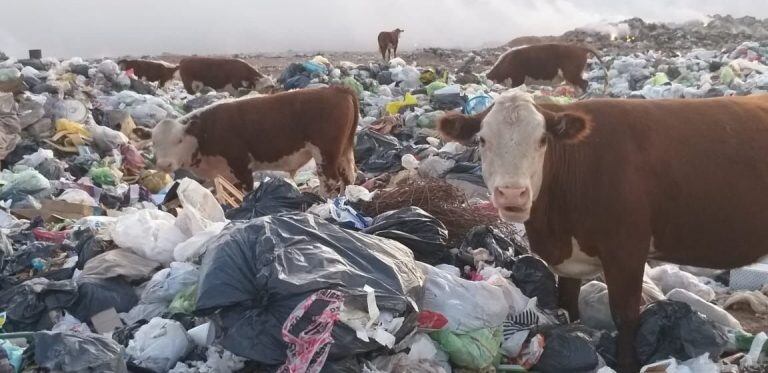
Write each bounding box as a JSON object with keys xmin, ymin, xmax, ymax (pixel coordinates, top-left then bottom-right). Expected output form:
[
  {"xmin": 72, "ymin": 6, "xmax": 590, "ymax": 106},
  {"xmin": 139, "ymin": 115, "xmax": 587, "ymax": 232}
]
[
  {"xmin": 438, "ymin": 91, "xmax": 768, "ymax": 372},
  {"xmin": 378, "ymin": 29, "xmax": 404, "ymax": 61},
  {"xmin": 152, "ymin": 86, "xmax": 358, "ymax": 196},
  {"xmin": 117, "ymin": 59, "xmax": 178, "ymax": 87},
  {"xmin": 487, "ymin": 43, "xmax": 605, "ymax": 92},
  {"xmin": 178, "ymin": 57, "xmax": 274, "ymax": 96}
]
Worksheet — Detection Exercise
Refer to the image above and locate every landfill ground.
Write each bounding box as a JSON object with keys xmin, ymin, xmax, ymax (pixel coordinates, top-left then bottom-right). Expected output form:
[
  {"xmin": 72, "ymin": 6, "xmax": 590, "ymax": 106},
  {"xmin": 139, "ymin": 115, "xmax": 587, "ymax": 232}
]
[{"xmin": 1, "ymin": 13, "xmax": 768, "ymax": 373}]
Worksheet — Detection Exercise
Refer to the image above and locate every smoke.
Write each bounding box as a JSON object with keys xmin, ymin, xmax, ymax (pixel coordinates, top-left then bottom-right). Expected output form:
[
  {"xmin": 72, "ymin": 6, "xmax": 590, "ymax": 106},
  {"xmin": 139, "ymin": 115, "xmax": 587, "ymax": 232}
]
[{"xmin": 1, "ymin": 0, "xmax": 767, "ymax": 58}]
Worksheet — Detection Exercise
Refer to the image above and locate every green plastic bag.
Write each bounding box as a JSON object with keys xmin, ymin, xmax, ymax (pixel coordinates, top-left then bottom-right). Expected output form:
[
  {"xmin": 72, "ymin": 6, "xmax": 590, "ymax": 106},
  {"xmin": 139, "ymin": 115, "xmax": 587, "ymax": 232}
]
[
  {"xmin": 431, "ymin": 327, "xmax": 502, "ymax": 370},
  {"xmin": 88, "ymin": 167, "xmax": 118, "ymax": 186},
  {"xmin": 168, "ymin": 285, "xmax": 197, "ymax": 315},
  {"xmin": 420, "ymin": 69, "xmax": 437, "ymax": 85},
  {"xmin": 425, "ymin": 81, "xmax": 448, "ymax": 96},
  {"xmin": 720, "ymin": 66, "xmax": 736, "ymax": 86},
  {"xmin": 417, "ymin": 111, "xmax": 445, "ymax": 129},
  {"xmin": 341, "ymin": 77, "xmax": 363, "ymax": 97}
]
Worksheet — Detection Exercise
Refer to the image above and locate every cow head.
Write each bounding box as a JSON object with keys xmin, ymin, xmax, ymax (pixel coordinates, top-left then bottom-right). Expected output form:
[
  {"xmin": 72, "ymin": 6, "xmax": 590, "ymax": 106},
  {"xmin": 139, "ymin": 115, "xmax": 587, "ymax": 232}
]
[
  {"xmin": 438, "ymin": 91, "xmax": 591, "ymax": 222},
  {"xmin": 253, "ymin": 75, "xmax": 277, "ymax": 94},
  {"xmin": 151, "ymin": 118, "xmax": 199, "ymax": 173},
  {"xmin": 394, "ymin": 28, "xmax": 404, "ymax": 38}
]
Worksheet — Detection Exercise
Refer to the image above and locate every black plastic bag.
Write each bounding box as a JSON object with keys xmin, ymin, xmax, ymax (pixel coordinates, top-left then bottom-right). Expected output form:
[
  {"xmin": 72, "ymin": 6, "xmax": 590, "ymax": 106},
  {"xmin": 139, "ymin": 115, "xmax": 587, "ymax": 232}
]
[
  {"xmin": 72, "ymin": 228, "xmax": 107, "ymax": 270},
  {"xmin": 457, "ymin": 225, "xmax": 525, "ymax": 271},
  {"xmin": 0, "ymin": 278, "xmax": 77, "ymax": 331},
  {"xmin": 511, "ymin": 255, "xmax": 558, "ymax": 310},
  {"xmin": 362, "ymin": 207, "xmax": 451, "ymax": 265},
  {"xmin": 112, "ymin": 320, "xmax": 149, "ymax": 347},
  {"xmin": 533, "ymin": 325, "xmax": 599, "ymax": 373},
  {"xmin": 67, "ymin": 278, "xmax": 138, "ymax": 322},
  {"xmin": 635, "ymin": 300, "xmax": 727, "ymax": 366},
  {"xmin": 195, "ymin": 212, "xmax": 423, "ymax": 365},
  {"xmin": 34, "ymin": 331, "xmax": 127, "ymax": 373},
  {"xmin": 354, "ymin": 130, "xmax": 403, "ymax": 174},
  {"xmin": 225, "ymin": 178, "xmax": 318, "ymax": 220}
]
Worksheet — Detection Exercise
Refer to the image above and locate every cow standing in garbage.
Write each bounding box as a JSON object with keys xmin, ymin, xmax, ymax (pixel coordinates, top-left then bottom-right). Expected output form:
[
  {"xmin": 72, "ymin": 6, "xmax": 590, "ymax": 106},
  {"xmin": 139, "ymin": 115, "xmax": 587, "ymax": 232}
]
[
  {"xmin": 378, "ymin": 28, "xmax": 404, "ymax": 61},
  {"xmin": 117, "ymin": 59, "xmax": 178, "ymax": 87},
  {"xmin": 487, "ymin": 43, "xmax": 606, "ymax": 93},
  {"xmin": 178, "ymin": 56, "xmax": 274, "ymax": 95},
  {"xmin": 438, "ymin": 91, "xmax": 768, "ymax": 372},
  {"xmin": 152, "ymin": 86, "xmax": 359, "ymax": 196}
]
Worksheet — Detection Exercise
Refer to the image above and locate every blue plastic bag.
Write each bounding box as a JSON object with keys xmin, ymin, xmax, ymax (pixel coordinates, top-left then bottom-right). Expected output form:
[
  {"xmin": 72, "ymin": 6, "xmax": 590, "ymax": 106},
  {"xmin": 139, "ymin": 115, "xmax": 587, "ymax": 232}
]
[{"xmin": 464, "ymin": 94, "xmax": 493, "ymax": 115}]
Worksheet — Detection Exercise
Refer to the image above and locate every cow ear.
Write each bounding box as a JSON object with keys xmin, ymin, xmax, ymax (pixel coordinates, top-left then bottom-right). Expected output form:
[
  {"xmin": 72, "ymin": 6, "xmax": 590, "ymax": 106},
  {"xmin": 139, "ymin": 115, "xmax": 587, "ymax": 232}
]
[
  {"xmin": 544, "ymin": 111, "xmax": 592, "ymax": 143},
  {"xmin": 437, "ymin": 106, "xmax": 491, "ymax": 144}
]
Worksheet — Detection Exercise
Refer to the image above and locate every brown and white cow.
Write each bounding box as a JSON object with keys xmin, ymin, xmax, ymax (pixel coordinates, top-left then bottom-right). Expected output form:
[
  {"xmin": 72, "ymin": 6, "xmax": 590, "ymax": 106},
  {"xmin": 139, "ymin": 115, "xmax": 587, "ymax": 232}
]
[
  {"xmin": 178, "ymin": 57, "xmax": 274, "ymax": 96},
  {"xmin": 118, "ymin": 59, "xmax": 178, "ymax": 87},
  {"xmin": 152, "ymin": 86, "xmax": 359, "ymax": 196},
  {"xmin": 487, "ymin": 43, "xmax": 605, "ymax": 92},
  {"xmin": 378, "ymin": 28, "xmax": 404, "ymax": 61},
  {"xmin": 438, "ymin": 91, "xmax": 768, "ymax": 372}
]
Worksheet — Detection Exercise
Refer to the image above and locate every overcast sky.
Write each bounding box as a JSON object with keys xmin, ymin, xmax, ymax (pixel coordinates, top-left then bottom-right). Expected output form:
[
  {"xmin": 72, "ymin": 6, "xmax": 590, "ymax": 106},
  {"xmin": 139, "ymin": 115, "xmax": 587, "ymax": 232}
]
[{"xmin": 2, "ymin": 0, "xmax": 768, "ymax": 58}]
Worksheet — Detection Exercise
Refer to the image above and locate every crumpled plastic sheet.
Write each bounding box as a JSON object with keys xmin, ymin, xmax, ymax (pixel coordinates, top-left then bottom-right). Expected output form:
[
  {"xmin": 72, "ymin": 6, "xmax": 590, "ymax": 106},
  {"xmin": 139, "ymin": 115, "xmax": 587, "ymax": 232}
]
[
  {"xmin": 278, "ymin": 289, "xmax": 344, "ymax": 373},
  {"xmin": 125, "ymin": 317, "xmax": 191, "ymax": 372},
  {"xmin": 225, "ymin": 177, "xmax": 318, "ymax": 220},
  {"xmin": 34, "ymin": 331, "xmax": 127, "ymax": 373},
  {"xmin": 0, "ymin": 278, "xmax": 78, "ymax": 330},
  {"xmin": 80, "ymin": 248, "xmax": 161, "ymax": 282}
]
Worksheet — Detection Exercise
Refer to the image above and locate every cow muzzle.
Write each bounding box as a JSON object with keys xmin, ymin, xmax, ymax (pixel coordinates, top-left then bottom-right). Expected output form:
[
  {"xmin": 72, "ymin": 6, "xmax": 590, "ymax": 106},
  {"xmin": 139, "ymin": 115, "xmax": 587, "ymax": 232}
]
[
  {"xmin": 492, "ymin": 185, "xmax": 531, "ymax": 222},
  {"xmin": 155, "ymin": 160, "xmax": 176, "ymax": 174}
]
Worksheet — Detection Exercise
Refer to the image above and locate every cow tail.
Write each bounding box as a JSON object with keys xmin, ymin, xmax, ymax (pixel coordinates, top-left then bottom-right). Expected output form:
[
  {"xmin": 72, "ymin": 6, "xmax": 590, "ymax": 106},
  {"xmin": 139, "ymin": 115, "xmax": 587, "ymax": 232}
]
[{"xmin": 585, "ymin": 46, "xmax": 609, "ymax": 95}]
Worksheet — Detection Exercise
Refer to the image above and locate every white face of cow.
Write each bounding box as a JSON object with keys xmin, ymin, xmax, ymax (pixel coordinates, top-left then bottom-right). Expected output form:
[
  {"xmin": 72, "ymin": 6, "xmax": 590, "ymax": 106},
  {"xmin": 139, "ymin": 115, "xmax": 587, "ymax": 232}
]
[
  {"xmin": 151, "ymin": 119, "xmax": 199, "ymax": 174},
  {"xmin": 478, "ymin": 93, "xmax": 548, "ymax": 222},
  {"xmin": 438, "ymin": 91, "xmax": 591, "ymax": 223}
]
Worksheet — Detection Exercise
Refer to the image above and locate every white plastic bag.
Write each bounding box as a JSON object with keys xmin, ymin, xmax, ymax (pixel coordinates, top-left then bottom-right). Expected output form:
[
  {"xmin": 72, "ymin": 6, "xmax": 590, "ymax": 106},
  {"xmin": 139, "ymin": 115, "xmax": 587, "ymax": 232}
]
[
  {"xmin": 112, "ymin": 209, "xmax": 188, "ymax": 264},
  {"xmin": 173, "ymin": 221, "xmax": 227, "ymax": 262},
  {"xmin": 140, "ymin": 262, "xmax": 200, "ymax": 304},
  {"xmin": 579, "ymin": 276, "xmax": 666, "ymax": 331},
  {"xmin": 56, "ymin": 189, "xmax": 98, "ymax": 206},
  {"xmin": 648, "ymin": 264, "xmax": 715, "ymax": 301},
  {"xmin": 87, "ymin": 124, "xmax": 128, "ymax": 153},
  {"xmin": 667, "ymin": 288, "xmax": 742, "ymax": 330},
  {"xmin": 420, "ymin": 262, "xmax": 522, "ymax": 332},
  {"xmin": 126, "ymin": 317, "xmax": 192, "ymax": 372},
  {"xmin": 175, "ymin": 178, "xmax": 226, "ymax": 237}
]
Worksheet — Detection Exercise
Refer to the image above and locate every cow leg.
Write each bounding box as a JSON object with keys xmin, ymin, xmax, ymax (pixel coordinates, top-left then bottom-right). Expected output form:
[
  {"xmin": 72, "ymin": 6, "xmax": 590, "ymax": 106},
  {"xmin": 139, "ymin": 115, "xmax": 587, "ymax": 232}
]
[
  {"xmin": 182, "ymin": 80, "xmax": 195, "ymax": 95},
  {"xmin": 558, "ymin": 277, "xmax": 581, "ymax": 321},
  {"xmin": 393, "ymin": 43, "xmax": 398, "ymax": 59},
  {"xmin": 603, "ymin": 250, "xmax": 645, "ymax": 373},
  {"xmin": 510, "ymin": 76, "xmax": 525, "ymax": 88}
]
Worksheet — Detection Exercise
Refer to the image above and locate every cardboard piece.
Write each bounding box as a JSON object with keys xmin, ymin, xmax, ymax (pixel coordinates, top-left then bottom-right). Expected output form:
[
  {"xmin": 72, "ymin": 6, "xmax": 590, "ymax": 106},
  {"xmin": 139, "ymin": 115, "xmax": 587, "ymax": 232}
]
[
  {"xmin": 90, "ymin": 307, "xmax": 123, "ymax": 334},
  {"xmin": 12, "ymin": 199, "xmax": 103, "ymax": 222}
]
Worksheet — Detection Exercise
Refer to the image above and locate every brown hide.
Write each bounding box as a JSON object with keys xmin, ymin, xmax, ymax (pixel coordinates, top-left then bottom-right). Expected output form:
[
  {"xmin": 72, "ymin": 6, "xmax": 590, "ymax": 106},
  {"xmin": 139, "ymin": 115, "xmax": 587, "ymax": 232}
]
[
  {"xmin": 532, "ymin": 95, "xmax": 768, "ymax": 371},
  {"xmin": 182, "ymin": 86, "xmax": 359, "ymax": 194},
  {"xmin": 438, "ymin": 94, "xmax": 768, "ymax": 372},
  {"xmin": 178, "ymin": 57, "xmax": 265, "ymax": 94},
  {"xmin": 378, "ymin": 29, "xmax": 403, "ymax": 61},
  {"xmin": 118, "ymin": 59, "xmax": 177, "ymax": 86},
  {"xmin": 487, "ymin": 43, "xmax": 599, "ymax": 91}
]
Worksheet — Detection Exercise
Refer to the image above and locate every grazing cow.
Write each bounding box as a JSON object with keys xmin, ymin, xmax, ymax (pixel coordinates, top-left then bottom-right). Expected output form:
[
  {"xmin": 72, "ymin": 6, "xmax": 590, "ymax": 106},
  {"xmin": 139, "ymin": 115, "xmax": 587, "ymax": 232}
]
[
  {"xmin": 152, "ymin": 86, "xmax": 358, "ymax": 196},
  {"xmin": 118, "ymin": 59, "xmax": 178, "ymax": 87},
  {"xmin": 487, "ymin": 43, "xmax": 605, "ymax": 92},
  {"xmin": 378, "ymin": 28, "xmax": 404, "ymax": 61},
  {"xmin": 178, "ymin": 57, "xmax": 274, "ymax": 95},
  {"xmin": 438, "ymin": 91, "xmax": 768, "ymax": 372}
]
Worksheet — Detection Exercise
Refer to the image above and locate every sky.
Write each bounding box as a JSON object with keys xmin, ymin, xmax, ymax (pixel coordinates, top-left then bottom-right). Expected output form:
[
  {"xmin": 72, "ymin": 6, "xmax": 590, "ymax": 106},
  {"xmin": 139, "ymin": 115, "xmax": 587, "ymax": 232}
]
[{"xmin": 2, "ymin": 0, "xmax": 768, "ymax": 58}]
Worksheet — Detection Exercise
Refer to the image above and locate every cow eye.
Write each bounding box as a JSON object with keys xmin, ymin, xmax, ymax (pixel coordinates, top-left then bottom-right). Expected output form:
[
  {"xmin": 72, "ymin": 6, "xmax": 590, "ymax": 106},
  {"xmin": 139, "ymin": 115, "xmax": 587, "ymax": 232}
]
[
  {"xmin": 539, "ymin": 135, "xmax": 547, "ymax": 147},
  {"xmin": 178, "ymin": 138, "xmax": 183, "ymax": 144},
  {"xmin": 478, "ymin": 136, "xmax": 486, "ymax": 147}
]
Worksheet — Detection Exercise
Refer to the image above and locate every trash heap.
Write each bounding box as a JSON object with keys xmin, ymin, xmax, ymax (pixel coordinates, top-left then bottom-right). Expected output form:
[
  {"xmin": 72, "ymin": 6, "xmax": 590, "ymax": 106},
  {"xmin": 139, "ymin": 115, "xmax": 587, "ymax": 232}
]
[{"xmin": 0, "ymin": 15, "xmax": 765, "ymax": 372}]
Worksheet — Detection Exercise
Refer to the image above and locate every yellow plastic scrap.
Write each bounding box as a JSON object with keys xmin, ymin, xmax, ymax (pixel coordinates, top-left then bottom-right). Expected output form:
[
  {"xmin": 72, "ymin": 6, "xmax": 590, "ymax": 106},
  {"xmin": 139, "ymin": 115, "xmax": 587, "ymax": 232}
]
[
  {"xmin": 55, "ymin": 119, "xmax": 91, "ymax": 137},
  {"xmin": 140, "ymin": 170, "xmax": 173, "ymax": 193},
  {"xmin": 720, "ymin": 66, "xmax": 736, "ymax": 86},
  {"xmin": 649, "ymin": 72, "xmax": 670, "ymax": 86},
  {"xmin": 385, "ymin": 93, "xmax": 418, "ymax": 115}
]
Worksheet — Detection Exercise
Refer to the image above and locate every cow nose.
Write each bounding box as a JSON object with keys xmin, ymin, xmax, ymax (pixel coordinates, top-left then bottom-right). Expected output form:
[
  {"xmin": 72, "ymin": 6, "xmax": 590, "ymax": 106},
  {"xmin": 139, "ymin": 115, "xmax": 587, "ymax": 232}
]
[{"xmin": 493, "ymin": 186, "xmax": 529, "ymax": 207}]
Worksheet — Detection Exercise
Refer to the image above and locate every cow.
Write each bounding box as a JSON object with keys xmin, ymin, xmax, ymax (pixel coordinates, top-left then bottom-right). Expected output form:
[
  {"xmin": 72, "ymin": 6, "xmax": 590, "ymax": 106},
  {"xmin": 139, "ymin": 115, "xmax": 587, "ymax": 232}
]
[
  {"xmin": 117, "ymin": 59, "xmax": 178, "ymax": 87},
  {"xmin": 487, "ymin": 43, "xmax": 606, "ymax": 93},
  {"xmin": 437, "ymin": 90, "xmax": 768, "ymax": 372},
  {"xmin": 378, "ymin": 28, "xmax": 404, "ymax": 61},
  {"xmin": 152, "ymin": 86, "xmax": 359, "ymax": 196},
  {"xmin": 177, "ymin": 57, "xmax": 274, "ymax": 96}
]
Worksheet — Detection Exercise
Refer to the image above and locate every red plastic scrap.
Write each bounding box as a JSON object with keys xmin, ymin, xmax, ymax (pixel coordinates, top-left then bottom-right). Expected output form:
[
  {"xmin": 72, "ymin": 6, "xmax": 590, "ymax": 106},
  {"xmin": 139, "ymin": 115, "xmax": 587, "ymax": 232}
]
[
  {"xmin": 32, "ymin": 228, "xmax": 70, "ymax": 244},
  {"xmin": 417, "ymin": 310, "xmax": 448, "ymax": 330}
]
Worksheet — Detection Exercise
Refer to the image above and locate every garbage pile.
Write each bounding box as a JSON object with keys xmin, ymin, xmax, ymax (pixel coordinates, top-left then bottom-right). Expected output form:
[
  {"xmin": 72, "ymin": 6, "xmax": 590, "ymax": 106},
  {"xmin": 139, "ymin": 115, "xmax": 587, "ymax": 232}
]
[{"xmin": 0, "ymin": 15, "xmax": 765, "ymax": 373}]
